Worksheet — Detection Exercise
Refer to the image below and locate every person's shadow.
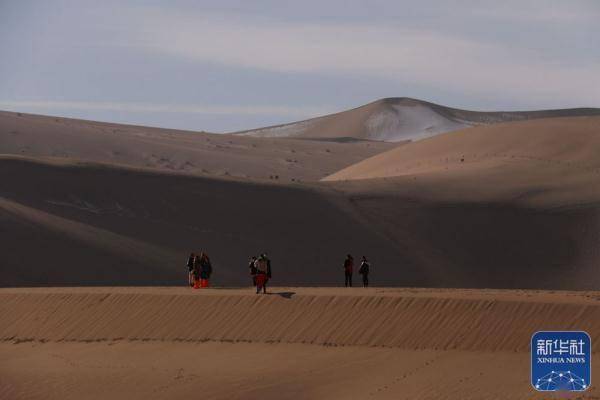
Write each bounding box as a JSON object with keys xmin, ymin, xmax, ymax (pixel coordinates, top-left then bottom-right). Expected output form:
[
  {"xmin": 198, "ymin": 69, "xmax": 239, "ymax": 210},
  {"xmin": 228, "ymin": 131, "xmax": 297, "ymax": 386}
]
[{"xmin": 269, "ymin": 291, "xmax": 296, "ymax": 299}]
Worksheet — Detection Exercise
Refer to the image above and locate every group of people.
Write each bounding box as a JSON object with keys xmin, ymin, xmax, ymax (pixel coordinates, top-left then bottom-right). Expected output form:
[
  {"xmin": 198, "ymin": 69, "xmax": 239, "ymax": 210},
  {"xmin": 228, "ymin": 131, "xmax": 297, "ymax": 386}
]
[
  {"xmin": 185, "ymin": 252, "xmax": 371, "ymax": 290},
  {"xmin": 343, "ymin": 254, "xmax": 370, "ymax": 287},
  {"xmin": 248, "ymin": 254, "xmax": 272, "ymax": 294},
  {"xmin": 187, "ymin": 252, "xmax": 213, "ymax": 288}
]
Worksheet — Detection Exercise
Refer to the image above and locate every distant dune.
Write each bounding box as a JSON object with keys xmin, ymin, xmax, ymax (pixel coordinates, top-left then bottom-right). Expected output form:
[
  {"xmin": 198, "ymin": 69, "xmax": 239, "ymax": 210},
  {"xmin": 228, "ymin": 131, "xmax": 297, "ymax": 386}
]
[
  {"xmin": 0, "ymin": 110, "xmax": 395, "ymax": 182},
  {"xmin": 324, "ymin": 116, "xmax": 600, "ymax": 202},
  {"xmin": 236, "ymin": 97, "xmax": 600, "ymax": 142},
  {"xmin": 319, "ymin": 117, "xmax": 600, "ymax": 290}
]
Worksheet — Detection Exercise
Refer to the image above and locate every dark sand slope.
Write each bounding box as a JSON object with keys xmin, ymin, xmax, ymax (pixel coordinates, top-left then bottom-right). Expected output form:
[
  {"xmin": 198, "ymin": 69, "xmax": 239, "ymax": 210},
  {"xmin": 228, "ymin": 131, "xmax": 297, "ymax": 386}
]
[
  {"xmin": 2, "ymin": 152, "xmax": 600, "ymax": 289},
  {"xmin": 0, "ymin": 157, "xmax": 411, "ymax": 287},
  {"xmin": 1, "ymin": 288, "xmax": 599, "ymax": 400},
  {"xmin": 0, "ymin": 110, "xmax": 395, "ymax": 182},
  {"xmin": 237, "ymin": 97, "xmax": 600, "ymax": 142}
]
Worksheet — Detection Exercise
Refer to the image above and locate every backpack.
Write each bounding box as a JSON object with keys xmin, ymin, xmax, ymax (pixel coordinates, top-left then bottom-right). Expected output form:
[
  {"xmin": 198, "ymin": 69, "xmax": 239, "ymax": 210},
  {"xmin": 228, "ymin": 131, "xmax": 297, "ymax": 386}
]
[
  {"xmin": 256, "ymin": 259, "xmax": 268, "ymax": 273},
  {"xmin": 359, "ymin": 262, "xmax": 369, "ymax": 274}
]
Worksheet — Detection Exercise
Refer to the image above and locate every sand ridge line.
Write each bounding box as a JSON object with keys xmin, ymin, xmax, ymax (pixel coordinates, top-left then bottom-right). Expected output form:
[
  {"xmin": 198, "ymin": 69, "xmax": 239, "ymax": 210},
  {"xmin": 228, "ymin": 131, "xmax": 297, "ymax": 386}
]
[{"xmin": 1, "ymin": 290, "xmax": 599, "ymax": 352}]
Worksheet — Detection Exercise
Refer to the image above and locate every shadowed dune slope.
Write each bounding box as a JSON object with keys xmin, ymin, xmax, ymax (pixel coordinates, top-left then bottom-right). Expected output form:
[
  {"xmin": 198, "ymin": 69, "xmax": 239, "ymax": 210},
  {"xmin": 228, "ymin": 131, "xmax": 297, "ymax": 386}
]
[
  {"xmin": 316, "ymin": 117, "xmax": 600, "ymax": 290},
  {"xmin": 0, "ymin": 110, "xmax": 395, "ymax": 182},
  {"xmin": 236, "ymin": 97, "xmax": 600, "ymax": 142},
  {"xmin": 1, "ymin": 288, "xmax": 599, "ymax": 352},
  {"xmin": 2, "ymin": 155, "xmax": 600, "ymax": 289},
  {"xmin": 0, "ymin": 157, "xmax": 414, "ymax": 287}
]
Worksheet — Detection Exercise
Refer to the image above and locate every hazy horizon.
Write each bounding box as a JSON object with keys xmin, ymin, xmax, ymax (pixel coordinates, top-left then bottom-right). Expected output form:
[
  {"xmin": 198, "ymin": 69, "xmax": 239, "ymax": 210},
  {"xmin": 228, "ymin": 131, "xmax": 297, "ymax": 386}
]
[{"xmin": 1, "ymin": 0, "xmax": 599, "ymax": 132}]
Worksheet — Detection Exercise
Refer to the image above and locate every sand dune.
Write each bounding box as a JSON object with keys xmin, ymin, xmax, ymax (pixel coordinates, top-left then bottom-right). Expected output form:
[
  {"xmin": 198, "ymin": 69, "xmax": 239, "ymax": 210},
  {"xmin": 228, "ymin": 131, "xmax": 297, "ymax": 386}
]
[
  {"xmin": 317, "ymin": 117, "xmax": 600, "ymax": 291},
  {"xmin": 1, "ymin": 287, "xmax": 599, "ymax": 399},
  {"xmin": 5, "ymin": 342, "xmax": 586, "ymax": 400},
  {"xmin": 2, "ymin": 111, "xmax": 600, "ymax": 290},
  {"xmin": 0, "ymin": 110, "xmax": 395, "ymax": 182},
  {"xmin": 4, "ymin": 154, "xmax": 600, "ymax": 289},
  {"xmin": 324, "ymin": 116, "xmax": 600, "ymax": 191},
  {"xmin": 2, "ymin": 287, "xmax": 599, "ymax": 350},
  {"xmin": 0, "ymin": 156, "xmax": 414, "ymax": 287},
  {"xmin": 236, "ymin": 97, "xmax": 600, "ymax": 142}
]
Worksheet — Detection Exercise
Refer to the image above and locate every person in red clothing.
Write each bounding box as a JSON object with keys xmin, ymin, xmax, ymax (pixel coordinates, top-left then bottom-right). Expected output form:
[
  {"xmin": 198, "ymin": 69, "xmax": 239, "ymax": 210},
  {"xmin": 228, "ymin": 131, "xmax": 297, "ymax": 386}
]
[
  {"xmin": 255, "ymin": 254, "xmax": 269, "ymax": 294},
  {"xmin": 343, "ymin": 254, "xmax": 354, "ymax": 287}
]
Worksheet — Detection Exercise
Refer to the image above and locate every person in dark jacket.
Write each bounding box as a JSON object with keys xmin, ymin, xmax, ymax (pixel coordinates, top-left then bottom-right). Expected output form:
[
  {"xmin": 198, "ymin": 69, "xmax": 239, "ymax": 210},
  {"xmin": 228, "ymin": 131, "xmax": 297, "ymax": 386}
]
[
  {"xmin": 358, "ymin": 256, "xmax": 370, "ymax": 287},
  {"xmin": 187, "ymin": 253, "xmax": 196, "ymax": 287},
  {"xmin": 198, "ymin": 252, "xmax": 213, "ymax": 288},
  {"xmin": 262, "ymin": 253, "xmax": 272, "ymax": 293},
  {"xmin": 343, "ymin": 254, "xmax": 353, "ymax": 287},
  {"xmin": 249, "ymin": 256, "xmax": 257, "ymax": 286},
  {"xmin": 192, "ymin": 253, "xmax": 201, "ymax": 288}
]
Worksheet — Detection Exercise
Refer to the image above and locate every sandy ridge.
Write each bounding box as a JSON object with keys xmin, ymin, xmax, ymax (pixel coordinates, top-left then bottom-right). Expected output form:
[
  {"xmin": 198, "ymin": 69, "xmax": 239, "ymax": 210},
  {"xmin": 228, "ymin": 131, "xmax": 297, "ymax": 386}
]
[{"xmin": 2, "ymin": 289, "xmax": 599, "ymax": 352}]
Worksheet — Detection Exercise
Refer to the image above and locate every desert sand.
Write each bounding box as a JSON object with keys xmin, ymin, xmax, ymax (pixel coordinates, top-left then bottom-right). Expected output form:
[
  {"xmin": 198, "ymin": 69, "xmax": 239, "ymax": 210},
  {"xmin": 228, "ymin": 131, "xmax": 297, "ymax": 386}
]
[
  {"xmin": 1, "ymin": 287, "xmax": 599, "ymax": 399},
  {"xmin": 2, "ymin": 101, "xmax": 600, "ymax": 399},
  {"xmin": 324, "ymin": 116, "xmax": 600, "ymax": 191}
]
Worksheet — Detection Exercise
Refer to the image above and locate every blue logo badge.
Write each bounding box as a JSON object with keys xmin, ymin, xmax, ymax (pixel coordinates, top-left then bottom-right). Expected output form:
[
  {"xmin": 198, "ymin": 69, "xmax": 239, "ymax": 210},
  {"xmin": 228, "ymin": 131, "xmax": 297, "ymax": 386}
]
[{"xmin": 531, "ymin": 331, "xmax": 591, "ymax": 392}]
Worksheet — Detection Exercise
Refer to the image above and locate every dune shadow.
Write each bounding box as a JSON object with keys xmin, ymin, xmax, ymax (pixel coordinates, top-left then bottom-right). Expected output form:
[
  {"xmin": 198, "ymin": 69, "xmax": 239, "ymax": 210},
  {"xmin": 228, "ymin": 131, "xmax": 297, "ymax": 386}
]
[{"xmin": 269, "ymin": 291, "xmax": 296, "ymax": 299}]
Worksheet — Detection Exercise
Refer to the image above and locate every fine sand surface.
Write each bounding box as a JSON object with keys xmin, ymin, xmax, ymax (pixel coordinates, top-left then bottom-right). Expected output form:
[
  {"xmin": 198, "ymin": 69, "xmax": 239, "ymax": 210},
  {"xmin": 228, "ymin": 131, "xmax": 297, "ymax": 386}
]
[
  {"xmin": 324, "ymin": 116, "xmax": 600, "ymax": 193},
  {"xmin": 236, "ymin": 97, "xmax": 600, "ymax": 142},
  {"xmin": 1, "ymin": 287, "xmax": 599, "ymax": 399},
  {"xmin": 0, "ymin": 110, "xmax": 395, "ymax": 182}
]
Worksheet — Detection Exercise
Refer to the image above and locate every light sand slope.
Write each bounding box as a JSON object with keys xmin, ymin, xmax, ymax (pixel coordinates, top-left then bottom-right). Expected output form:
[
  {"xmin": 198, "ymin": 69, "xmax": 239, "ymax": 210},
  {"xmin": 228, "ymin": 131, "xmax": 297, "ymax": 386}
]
[
  {"xmin": 0, "ymin": 110, "xmax": 395, "ymax": 182},
  {"xmin": 1, "ymin": 287, "xmax": 599, "ymax": 350},
  {"xmin": 5, "ymin": 342, "xmax": 594, "ymax": 400},
  {"xmin": 324, "ymin": 116, "xmax": 600, "ymax": 193},
  {"xmin": 1, "ymin": 288, "xmax": 599, "ymax": 399},
  {"xmin": 237, "ymin": 97, "xmax": 600, "ymax": 142}
]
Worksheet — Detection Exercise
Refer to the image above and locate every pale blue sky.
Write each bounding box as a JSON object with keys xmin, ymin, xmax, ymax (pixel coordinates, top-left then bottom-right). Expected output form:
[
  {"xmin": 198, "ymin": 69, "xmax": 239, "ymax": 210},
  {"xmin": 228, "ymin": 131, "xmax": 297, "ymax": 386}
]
[{"xmin": 1, "ymin": 0, "xmax": 599, "ymax": 132}]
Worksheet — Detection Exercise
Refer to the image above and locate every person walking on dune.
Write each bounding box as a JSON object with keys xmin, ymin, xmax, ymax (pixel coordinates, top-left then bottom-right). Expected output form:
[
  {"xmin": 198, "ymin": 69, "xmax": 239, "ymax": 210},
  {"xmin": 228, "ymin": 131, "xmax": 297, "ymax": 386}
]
[
  {"xmin": 263, "ymin": 253, "xmax": 272, "ymax": 292},
  {"xmin": 192, "ymin": 253, "xmax": 201, "ymax": 288},
  {"xmin": 197, "ymin": 252, "xmax": 213, "ymax": 288},
  {"xmin": 343, "ymin": 254, "xmax": 354, "ymax": 287},
  {"xmin": 187, "ymin": 252, "xmax": 196, "ymax": 287},
  {"xmin": 358, "ymin": 256, "xmax": 370, "ymax": 287},
  {"xmin": 255, "ymin": 254, "xmax": 269, "ymax": 294},
  {"xmin": 249, "ymin": 256, "xmax": 257, "ymax": 286}
]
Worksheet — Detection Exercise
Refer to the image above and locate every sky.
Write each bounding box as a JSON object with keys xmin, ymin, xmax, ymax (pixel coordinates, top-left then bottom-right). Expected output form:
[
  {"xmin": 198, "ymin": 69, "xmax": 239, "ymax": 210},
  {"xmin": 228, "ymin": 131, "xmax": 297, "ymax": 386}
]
[{"xmin": 1, "ymin": 0, "xmax": 599, "ymax": 132}]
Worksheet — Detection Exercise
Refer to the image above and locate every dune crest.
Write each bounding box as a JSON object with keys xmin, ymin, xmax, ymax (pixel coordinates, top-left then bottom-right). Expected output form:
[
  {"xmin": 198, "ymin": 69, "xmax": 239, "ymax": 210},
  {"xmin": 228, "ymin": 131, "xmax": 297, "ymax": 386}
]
[
  {"xmin": 236, "ymin": 97, "xmax": 600, "ymax": 142},
  {"xmin": 0, "ymin": 110, "xmax": 394, "ymax": 182},
  {"xmin": 2, "ymin": 288, "xmax": 599, "ymax": 352}
]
